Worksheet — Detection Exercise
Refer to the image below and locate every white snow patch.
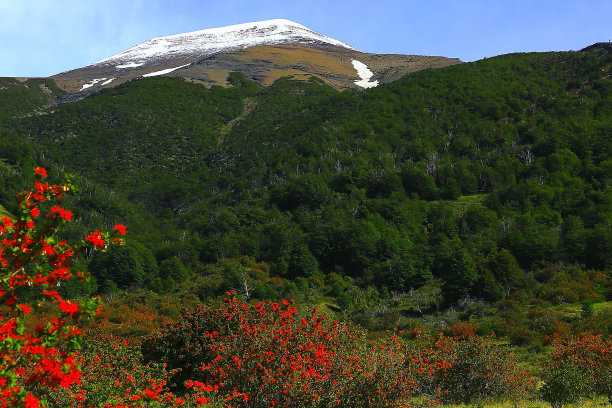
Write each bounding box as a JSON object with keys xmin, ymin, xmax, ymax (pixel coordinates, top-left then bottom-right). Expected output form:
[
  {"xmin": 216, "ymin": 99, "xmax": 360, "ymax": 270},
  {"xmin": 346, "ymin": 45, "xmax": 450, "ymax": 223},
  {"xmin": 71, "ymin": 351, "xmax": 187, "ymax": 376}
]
[
  {"xmin": 80, "ymin": 78, "xmax": 107, "ymax": 91},
  {"xmin": 101, "ymin": 78, "xmax": 115, "ymax": 85},
  {"xmin": 91, "ymin": 19, "xmax": 359, "ymax": 68},
  {"xmin": 116, "ymin": 62, "xmax": 144, "ymax": 69},
  {"xmin": 351, "ymin": 60, "xmax": 378, "ymax": 89},
  {"xmin": 142, "ymin": 64, "xmax": 190, "ymax": 77}
]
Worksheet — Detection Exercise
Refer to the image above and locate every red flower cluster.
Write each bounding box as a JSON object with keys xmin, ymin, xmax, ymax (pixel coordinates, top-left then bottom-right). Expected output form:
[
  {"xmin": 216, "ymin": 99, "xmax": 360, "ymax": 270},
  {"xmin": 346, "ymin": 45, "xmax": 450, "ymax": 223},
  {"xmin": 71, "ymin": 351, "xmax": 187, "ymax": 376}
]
[
  {"xmin": 85, "ymin": 231, "xmax": 105, "ymax": 248},
  {"xmin": 33, "ymin": 167, "xmax": 47, "ymax": 178},
  {"xmin": 49, "ymin": 205, "xmax": 73, "ymax": 221},
  {"xmin": 83, "ymin": 225, "xmax": 126, "ymax": 250},
  {"xmin": 549, "ymin": 333, "xmax": 612, "ymax": 373}
]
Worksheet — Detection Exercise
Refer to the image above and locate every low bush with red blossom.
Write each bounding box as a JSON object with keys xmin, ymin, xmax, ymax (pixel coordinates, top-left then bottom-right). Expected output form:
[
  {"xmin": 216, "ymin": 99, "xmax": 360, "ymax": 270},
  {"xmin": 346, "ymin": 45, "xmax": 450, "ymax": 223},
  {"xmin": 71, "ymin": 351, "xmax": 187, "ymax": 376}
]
[
  {"xmin": 541, "ymin": 333, "xmax": 612, "ymax": 407},
  {"xmin": 441, "ymin": 321, "xmax": 476, "ymax": 339},
  {"xmin": 406, "ymin": 333, "xmax": 535, "ymax": 404},
  {"xmin": 41, "ymin": 333, "xmax": 220, "ymax": 408},
  {"xmin": 142, "ymin": 292, "xmax": 415, "ymax": 407},
  {"xmin": 404, "ymin": 327, "xmax": 426, "ymax": 340}
]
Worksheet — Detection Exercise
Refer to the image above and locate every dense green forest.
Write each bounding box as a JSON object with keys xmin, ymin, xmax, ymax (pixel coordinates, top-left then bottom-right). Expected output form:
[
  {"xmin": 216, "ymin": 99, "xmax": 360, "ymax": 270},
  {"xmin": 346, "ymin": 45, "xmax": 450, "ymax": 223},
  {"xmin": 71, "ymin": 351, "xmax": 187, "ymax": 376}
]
[{"xmin": 1, "ymin": 46, "xmax": 611, "ymax": 341}]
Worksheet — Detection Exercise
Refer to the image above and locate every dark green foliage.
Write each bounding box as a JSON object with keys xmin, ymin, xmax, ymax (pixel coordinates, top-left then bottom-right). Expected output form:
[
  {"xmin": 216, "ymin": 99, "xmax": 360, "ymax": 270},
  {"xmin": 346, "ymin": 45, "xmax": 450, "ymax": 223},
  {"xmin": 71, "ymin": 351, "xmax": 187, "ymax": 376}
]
[
  {"xmin": 287, "ymin": 244, "xmax": 320, "ymax": 278},
  {"xmin": 489, "ymin": 249, "xmax": 524, "ymax": 294},
  {"xmin": 158, "ymin": 256, "xmax": 189, "ymax": 284},
  {"xmin": 0, "ymin": 77, "xmax": 64, "ymax": 121},
  {"xmin": 400, "ymin": 166, "xmax": 438, "ymax": 200},
  {"xmin": 89, "ymin": 241, "xmax": 157, "ymax": 291},
  {"xmin": 141, "ymin": 305, "xmax": 220, "ymax": 390},
  {"xmin": 442, "ymin": 248, "xmax": 479, "ymax": 302}
]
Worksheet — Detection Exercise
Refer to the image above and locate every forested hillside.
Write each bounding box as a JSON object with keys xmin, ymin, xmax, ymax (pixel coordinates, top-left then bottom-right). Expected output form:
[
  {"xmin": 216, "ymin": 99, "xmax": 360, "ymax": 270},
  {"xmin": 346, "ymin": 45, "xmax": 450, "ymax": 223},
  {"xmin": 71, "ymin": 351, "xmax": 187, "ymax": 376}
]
[{"xmin": 1, "ymin": 46, "xmax": 610, "ymax": 310}]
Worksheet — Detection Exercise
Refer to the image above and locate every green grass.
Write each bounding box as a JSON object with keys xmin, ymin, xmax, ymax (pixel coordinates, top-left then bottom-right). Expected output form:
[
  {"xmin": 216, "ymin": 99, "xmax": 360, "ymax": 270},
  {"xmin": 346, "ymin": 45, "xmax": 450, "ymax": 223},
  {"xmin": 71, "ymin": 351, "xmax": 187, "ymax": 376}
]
[
  {"xmin": 439, "ymin": 395, "xmax": 611, "ymax": 408},
  {"xmin": 551, "ymin": 303, "xmax": 583, "ymax": 320},
  {"xmin": 439, "ymin": 194, "xmax": 489, "ymax": 216},
  {"xmin": 593, "ymin": 301, "xmax": 612, "ymax": 315}
]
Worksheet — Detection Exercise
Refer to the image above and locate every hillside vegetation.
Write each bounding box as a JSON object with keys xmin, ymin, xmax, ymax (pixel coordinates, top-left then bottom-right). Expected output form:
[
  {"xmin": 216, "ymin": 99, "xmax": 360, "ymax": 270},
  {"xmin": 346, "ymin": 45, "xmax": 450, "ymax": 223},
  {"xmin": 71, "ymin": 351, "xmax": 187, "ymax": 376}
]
[{"xmin": 0, "ymin": 47, "xmax": 611, "ymax": 333}]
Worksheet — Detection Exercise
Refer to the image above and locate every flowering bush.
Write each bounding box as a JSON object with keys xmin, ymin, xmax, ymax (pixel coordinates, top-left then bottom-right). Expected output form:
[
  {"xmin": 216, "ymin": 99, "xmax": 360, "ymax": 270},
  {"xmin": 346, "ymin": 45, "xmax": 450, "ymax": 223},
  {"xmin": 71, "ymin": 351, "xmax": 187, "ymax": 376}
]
[
  {"xmin": 441, "ymin": 321, "xmax": 476, "ymax": 339},
  {"xmin": 142, "ymin": 292, "xmax": 414, "ymax": 407},
  {"xmin": 0, "ymin": 168, "xmax": 126, "ymax": 407},
  {"xmin": 406, "ymin": 334, "xmax": 534, "ymax": 404},
  {"xmin": 42, "ymin": 333, "xmax": 211, "ymax": 408},
  {"xmin": 541, "ymin": 333, "xmax": 612, "ymax": 407}
]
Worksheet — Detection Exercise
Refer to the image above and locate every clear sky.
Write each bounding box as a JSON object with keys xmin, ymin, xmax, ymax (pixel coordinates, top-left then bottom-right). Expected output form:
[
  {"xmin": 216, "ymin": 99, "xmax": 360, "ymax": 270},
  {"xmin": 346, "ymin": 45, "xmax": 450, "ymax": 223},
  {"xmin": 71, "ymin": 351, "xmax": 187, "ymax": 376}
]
[{"xmin": 1, "ymin": 0, "xmax": 611, "ymax": 77}]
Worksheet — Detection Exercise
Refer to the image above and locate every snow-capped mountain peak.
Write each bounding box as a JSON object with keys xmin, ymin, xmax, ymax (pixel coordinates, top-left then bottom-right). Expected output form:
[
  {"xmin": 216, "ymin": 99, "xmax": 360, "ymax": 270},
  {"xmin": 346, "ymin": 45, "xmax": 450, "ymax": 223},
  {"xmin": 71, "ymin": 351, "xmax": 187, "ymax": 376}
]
[
  {"xmin": 52, "ymin": 19, "xmax": 461, "ymax": 99},
  {"xmin": 91, "ymin": 19, "xmax": 359, "ymax": 68}
]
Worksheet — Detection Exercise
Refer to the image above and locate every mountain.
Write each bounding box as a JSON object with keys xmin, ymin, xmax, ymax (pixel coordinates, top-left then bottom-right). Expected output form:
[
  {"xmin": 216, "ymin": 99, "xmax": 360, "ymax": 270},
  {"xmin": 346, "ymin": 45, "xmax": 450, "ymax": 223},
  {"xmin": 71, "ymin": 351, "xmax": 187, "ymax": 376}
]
[
  {"xmin": 92, "ymin": 19, "xmax": 359, "ymax": 64},
  {"xmin": 50, "ymin": 19, "xmax": 460, "ymax": 99},
  {"xmin": 1, "ymin": 40, "xmax": 610, "ymax": 312}
]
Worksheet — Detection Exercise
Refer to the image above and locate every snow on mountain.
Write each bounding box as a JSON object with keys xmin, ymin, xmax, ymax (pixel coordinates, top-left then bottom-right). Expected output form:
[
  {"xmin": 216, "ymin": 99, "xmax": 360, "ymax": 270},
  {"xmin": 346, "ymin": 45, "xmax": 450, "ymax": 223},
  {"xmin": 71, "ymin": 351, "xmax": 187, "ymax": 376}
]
[
  {"xmin": 351, "ymin": 60, "xmax": 379, "ymax": 88},
  {"xmin": 142, "ymin": 64, "xmax": 191, "ymax": 78},
  {"xmin": 80, "ymin": 78, "xmax": 107, "ymax": 91},
  {"xmin": 116, "ymin": 62, "xmax": 144, "ymax": 69},
  {"xmin": 90, "ymin": 19, "xmax": 359, "ymax": 69}
]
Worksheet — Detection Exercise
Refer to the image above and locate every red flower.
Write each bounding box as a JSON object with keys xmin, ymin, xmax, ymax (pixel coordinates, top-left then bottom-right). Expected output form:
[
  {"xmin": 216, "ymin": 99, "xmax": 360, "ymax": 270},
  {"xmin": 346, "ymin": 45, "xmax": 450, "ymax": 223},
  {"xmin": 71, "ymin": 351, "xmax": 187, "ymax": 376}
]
[
  {"xmin": 34, "ymin": 167, "xmax": 47, "ymax": 178},
  {"xmin": 85, "ymin": 231, "xmax": 105, "ymax": 248},
  {"xmin": 59, "ymin": 299, "xmax": 79, "ymax": 317},
  {"xmin": 18, "ymin": 304, "xmax": 32, "ymax": 314},
  {"xmin": 114, "ymin": 224, "xmax": 127, "ymax": 235},
  {"xmin": 50, "ymin": 206, "xmax": 73, "ymax": 221},
  {"xmin": 24, "ymin": 392, "xmax": 40, "ymax": 408},
  {"xmin": 1, "ymin": 216, "xmax": 13, "ymax": 228}
]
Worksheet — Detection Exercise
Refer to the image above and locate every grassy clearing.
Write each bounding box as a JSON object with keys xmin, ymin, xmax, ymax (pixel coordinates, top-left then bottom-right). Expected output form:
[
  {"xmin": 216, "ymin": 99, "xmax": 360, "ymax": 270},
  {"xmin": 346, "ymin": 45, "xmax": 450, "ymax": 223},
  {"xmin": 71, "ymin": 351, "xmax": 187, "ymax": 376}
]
[
  {"xmin": 439, "ymin": 193, "xmax": 488, "ymax": 216},
  {"xmin": 438, "ymin": 395, "xmax": 611, "ymax": 408},
  {"xmin": 551, "ymin": 302, "xmax": 583, "ymax": 320},
  {"xmin": 593, "ymin": 301, "xmax": 612, "ymax": 314}
]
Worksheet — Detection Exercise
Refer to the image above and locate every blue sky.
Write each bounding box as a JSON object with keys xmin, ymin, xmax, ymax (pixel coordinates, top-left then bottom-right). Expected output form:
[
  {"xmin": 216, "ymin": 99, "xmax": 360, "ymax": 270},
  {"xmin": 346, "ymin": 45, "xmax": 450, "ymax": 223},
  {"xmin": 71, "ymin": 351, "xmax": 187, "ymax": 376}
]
[{"xmin": 1, "ymin": 0, "xmax": 611, "ymax": 77}]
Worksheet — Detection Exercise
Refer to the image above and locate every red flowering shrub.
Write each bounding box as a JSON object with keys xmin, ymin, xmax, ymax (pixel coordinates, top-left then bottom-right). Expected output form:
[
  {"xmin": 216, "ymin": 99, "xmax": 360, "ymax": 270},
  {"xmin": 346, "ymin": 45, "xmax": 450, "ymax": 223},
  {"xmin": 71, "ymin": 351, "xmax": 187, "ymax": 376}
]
[
  {"xmin": 541, "ymin": 333, "xmax": 612, "ymax": 407},
  {"xmin": 142, "ymin": 293, "xmax": 414, "ymax": 407},
  {"xmin": 404, "ymin": 327, "xmax": 426, "ymax": 340},
  {"xmin": 441, "ymin": 321, "xmax": 476, "ymax": 339},
  {"xmin": 42, "ymin": 333, "xmax": 208, "ymax": 408},
  {"xmin": 541, "ymin": 319, "xmax": 571, "ymax": 346},
  {"xmin": 406, "ymin": 334, "xmax": 534, "ymax": 404},
  {"xmin": 0, "ymin": 168, "xmax": 125, "ymax": 407}
]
